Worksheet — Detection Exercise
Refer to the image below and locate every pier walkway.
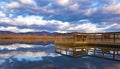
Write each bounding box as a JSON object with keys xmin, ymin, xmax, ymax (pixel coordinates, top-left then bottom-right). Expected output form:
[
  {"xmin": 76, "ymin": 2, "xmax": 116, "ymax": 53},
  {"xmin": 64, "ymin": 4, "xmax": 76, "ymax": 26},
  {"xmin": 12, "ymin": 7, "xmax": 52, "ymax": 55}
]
[{"xmin": 55, "ymin": 32, "xmax": 120, "ymax": 46}]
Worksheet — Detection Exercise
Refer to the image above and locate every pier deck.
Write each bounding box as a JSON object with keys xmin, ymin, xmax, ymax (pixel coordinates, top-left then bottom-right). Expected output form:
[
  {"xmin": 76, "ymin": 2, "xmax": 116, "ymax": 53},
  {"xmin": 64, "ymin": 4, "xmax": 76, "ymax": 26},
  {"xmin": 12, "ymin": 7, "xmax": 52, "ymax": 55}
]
[{"xmin": 55, "ymin": 32, "xmax": 120, "ymax": 46}]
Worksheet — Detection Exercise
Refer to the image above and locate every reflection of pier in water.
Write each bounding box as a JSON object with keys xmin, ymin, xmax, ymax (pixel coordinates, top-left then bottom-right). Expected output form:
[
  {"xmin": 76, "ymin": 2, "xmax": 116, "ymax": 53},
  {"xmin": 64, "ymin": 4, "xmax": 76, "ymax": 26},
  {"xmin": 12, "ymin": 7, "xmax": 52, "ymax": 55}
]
[{"xmin": 55, "ymin": 44, "xmax": 120, "ymax": 61}]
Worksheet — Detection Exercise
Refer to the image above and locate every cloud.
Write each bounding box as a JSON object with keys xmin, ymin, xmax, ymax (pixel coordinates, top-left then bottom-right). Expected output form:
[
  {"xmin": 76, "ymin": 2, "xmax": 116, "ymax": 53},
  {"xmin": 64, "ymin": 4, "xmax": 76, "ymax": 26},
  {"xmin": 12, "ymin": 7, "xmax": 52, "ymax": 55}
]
[
  {"xmin": 0, "ymin": 17, "xmax": 12, "ymax": 23},
  {"xmin": 56, "ymin": 0, "xmax": 70, "ymax": 6},
  {"xmin": 67, "ymin": 23, "xmax": 104, "ymax": 33},
  {"xmin": 0, "ymin": 26, "xmax": 38, "ymax": 33},
  {"xmin": 6, "ymin": 1, "xmax": 21, "ymax": 8},
  {"xmin": 0, "ymin": 14, "xmax": 120, "ymax": 33},
  {"xmin": 0, "ymin": 0, "xmax": 120, "ymax": 33},
  {"xmin": 19, "ymin": 0, "xmax": 36, "ymax": 5},
  {"xmin": 0, "ymin": 11, "xmax": 6, "ymax": 17},
  {"xmin": 102, "ymin": 3, "xmax": 120, "ymax": 14},
  {"xmin": 105, "ymin": 23, "xmax": 120, "ymax": 29},
  {"xmin": 69, "ymin": 3, "xmax": 79, "ymax": 11}
]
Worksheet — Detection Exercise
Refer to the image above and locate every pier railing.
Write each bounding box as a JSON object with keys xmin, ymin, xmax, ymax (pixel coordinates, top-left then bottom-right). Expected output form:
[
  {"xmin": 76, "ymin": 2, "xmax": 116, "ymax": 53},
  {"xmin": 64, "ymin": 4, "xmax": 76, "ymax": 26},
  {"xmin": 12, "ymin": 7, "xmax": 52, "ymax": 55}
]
[{"xmin": 55, "ymin": 32, "xmax": 120, "ymax": 44}]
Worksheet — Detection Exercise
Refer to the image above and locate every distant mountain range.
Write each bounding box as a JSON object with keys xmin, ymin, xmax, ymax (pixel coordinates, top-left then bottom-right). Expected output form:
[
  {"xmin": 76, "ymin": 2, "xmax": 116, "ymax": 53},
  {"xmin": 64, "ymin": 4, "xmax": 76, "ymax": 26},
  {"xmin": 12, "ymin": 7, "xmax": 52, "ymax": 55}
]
[{"xmin": 0, "ymin": 31, "xmax": 58, "ymax": 36}]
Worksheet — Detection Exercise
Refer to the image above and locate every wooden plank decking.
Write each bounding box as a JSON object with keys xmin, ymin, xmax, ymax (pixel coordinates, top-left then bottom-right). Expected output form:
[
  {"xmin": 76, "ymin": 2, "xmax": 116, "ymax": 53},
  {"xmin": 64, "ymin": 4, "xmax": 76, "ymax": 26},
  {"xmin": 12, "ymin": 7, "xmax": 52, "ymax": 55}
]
[{"xmin": 55, "ymin": 32, "xmax": 120, "ymax": 47}]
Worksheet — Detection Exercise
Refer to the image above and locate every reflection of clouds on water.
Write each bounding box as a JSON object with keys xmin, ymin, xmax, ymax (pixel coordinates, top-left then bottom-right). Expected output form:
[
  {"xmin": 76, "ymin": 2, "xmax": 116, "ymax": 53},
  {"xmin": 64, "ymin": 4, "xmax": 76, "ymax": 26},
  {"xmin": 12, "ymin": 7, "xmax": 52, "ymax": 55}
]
[
  {"xmin": 0, "ymin": 51, "xmax": 48, "ymax": 57},
  {"xmin": 0, "ymin": 51, "xmax": 61, "ymax": 61},
  {"xmin": 0, "ymin": 43, "xmax": 120, "ymax": 69},
  {"xmin": 0, "ymin": 44, "xmax": 34, "ymax": 50},
  {"xmin": 85, "ymin": 62, "xmax": 97, "ymax": 69},
  {"xmin": 0, "ymin": 56, "xmax": 120, "ymax": 69},
  {"xmin": 14, "ymin": 53, "xmax": 61, "ymax": 61},
  {"xmin": 0, "ymin": 43, "xmax": 54, "ymax": 50},
  {"xmin": 105, "ymin": 64, "xmax": 120, "ymax": 69},
  {"xmin": 14, "ymin": 56, "xmax": 43, "ymax": 61},
  {"xmin": 0, "ymin": 59, "xmax": 5, "ymax": 65},
  {"xmin": 0, "ymin": 43, "xmax": 61, "ymax": 66}
]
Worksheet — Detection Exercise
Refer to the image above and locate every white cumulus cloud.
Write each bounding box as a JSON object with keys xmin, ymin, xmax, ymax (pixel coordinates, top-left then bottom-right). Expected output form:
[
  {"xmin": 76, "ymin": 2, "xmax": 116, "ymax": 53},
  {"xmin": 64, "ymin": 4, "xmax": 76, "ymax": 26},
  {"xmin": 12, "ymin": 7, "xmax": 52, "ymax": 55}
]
[
  {"xmin": 0, "ymin": 14, "xmax": 119, "ymax": 33},
  {"xmin": 0, "ymin": 26, "xmax": 38, "ymax": 33},
  {"xmin": 56, "ymin": 0, "xmax": 70, "ymax": 6},
  {"xmin": 6, "ymin": 2, "xmax": 21, "ymax": 8},
  {"xmin": 20, "ymin": 0, "xmax": 36, "ymax": 5}
]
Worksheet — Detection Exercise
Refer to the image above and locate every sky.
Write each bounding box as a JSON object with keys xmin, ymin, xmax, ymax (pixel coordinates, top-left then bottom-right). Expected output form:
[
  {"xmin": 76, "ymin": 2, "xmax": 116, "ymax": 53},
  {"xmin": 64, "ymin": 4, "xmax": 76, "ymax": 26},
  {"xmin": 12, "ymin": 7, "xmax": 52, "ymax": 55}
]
[{"xmin": 0, "ymin": 0, "xmax": 120, "ymax": 33}]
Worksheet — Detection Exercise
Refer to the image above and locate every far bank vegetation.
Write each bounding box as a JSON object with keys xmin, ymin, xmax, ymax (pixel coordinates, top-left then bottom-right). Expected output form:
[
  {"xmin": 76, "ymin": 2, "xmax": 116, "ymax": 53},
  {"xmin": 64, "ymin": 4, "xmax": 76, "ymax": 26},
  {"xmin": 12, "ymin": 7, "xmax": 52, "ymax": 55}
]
[{"xmin": 0, "ymin": 35, "xmax": 55, "ymax": 41}]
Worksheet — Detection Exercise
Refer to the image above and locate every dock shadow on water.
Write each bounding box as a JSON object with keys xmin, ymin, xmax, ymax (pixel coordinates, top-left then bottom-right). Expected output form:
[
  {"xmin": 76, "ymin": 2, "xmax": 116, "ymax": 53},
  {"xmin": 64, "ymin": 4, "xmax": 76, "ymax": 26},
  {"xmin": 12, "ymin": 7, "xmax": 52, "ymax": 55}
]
[{"xmin": 0, "ymin": 41, "xmax": 120, "ymax": 69}]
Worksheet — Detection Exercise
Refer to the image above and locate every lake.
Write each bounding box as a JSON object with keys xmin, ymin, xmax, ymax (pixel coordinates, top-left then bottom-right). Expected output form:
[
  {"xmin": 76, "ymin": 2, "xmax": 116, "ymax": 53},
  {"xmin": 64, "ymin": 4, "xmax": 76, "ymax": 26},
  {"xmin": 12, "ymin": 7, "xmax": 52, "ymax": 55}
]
[{"xmin": 0, "ymin": 41, "xmax": 120, "ymax": 69}]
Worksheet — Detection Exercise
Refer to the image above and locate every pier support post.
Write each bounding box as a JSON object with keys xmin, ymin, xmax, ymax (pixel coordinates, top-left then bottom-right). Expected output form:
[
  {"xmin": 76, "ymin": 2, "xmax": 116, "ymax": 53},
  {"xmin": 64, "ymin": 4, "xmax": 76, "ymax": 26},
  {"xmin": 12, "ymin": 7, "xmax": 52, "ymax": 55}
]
[
  {"xmin": 113, "ymin": 50, "xmax": 115, "ymax": 60},
  {"xmin": 60, "ymin": 47, "xmax": 62, "ymax": 54},
  {"xmin": 93, "ymin": 48, "xmax": 96, "ymax": 56},
  {"xmin": 113, "ymin": 34, "xmax": 116, "ymax": 43},
  {"xmin": 73, "ymin": 48, "xmax": 77, "ymax": 57}
]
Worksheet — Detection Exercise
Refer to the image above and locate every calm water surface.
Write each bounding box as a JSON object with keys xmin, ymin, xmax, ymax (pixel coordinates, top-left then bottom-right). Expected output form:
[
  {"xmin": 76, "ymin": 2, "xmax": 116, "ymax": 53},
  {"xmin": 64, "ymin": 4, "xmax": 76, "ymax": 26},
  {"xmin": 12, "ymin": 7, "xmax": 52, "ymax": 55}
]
[{"xmin": 0, "ymin": 41, "xmax": 120, "ymax": 69}]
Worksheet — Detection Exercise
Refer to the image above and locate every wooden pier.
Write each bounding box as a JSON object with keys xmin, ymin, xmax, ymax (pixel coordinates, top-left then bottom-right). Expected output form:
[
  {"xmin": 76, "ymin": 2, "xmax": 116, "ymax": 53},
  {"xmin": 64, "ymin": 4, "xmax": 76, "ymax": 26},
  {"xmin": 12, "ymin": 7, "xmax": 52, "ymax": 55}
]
[
  {"xmin": 54, "ymin": 32, "xmax": 120, "ymax": 61},
  {"xmin": 55, "ymin": 32, "xmax": 120, "ymax": 47}
]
